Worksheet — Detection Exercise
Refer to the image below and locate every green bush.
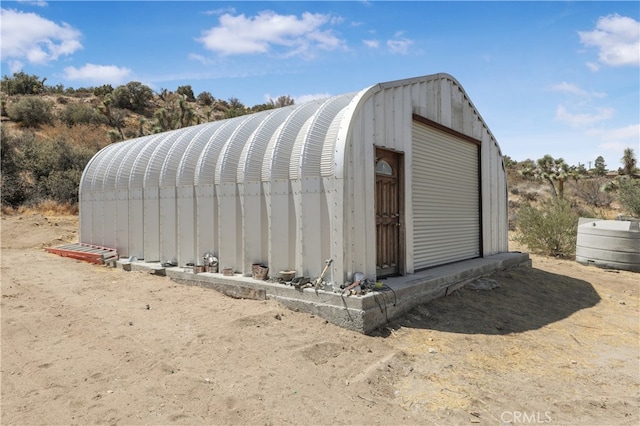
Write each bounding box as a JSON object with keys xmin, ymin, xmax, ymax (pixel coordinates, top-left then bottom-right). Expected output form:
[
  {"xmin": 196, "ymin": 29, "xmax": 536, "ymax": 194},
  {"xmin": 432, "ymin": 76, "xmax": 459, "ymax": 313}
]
[
  {"xmin": 7, "ymin": 96, "xmax": 54, "ymax": 127},
  {"xmin": 1, "ymin": 129, "xmax": 31, "ymax": 207},
  {"xmin": 197, "ymin": 91, "xmax": 215, "ymax": 106},
  {"xmin": 617, "ymin": 178, "xmax": 640, "ymax": 217},
  {"xmin": 515, "ymin": 198, "xmax": 579, "ymax": 258},
  {"xmin": 0, "ymin": 128, "xmax": 96, "ymax": 206},
  {"xmin": 111, "ymin": 81, "xmax": 153, "ymax": 113},
  {"xmin": 40, "ymin": 169, "xmax": 84, "ymax": 204},
  {"xmin": 59, "ymin": 103, "xmax": 106, "ymax": 127},
  {"xmin": 1, "ymin": 71, "xmax": 45, "ymax": 95}
]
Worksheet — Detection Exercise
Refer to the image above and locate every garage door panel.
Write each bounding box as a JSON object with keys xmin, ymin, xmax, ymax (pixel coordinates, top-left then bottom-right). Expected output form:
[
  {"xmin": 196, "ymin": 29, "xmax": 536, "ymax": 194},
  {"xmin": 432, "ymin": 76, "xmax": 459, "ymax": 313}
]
[{"xmin": 412, "ymin": 121, "xmax": 480, "ymax": 270}]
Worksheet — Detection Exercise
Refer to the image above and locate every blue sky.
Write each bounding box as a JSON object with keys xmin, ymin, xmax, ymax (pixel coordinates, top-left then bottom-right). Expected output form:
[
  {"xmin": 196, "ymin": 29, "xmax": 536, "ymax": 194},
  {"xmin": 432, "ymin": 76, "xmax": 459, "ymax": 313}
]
[{"xmin": 1, "ymin": 1, "xmax": 638, "ymax": 168}]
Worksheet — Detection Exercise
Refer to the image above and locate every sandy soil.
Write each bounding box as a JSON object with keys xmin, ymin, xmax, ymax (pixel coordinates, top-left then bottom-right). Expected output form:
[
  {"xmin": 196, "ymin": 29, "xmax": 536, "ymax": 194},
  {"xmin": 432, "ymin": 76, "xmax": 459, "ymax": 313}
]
[{"xmin": 1, "ymin": 213, "xmax": 638, "ymax": 425}]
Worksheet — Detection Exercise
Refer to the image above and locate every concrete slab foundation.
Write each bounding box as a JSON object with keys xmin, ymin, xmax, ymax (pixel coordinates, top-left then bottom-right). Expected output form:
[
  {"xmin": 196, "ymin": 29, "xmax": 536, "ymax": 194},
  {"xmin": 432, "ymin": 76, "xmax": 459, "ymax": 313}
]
[{"xmin": 116, "ymin": 252, "xmax": 530, "ymax": 334}]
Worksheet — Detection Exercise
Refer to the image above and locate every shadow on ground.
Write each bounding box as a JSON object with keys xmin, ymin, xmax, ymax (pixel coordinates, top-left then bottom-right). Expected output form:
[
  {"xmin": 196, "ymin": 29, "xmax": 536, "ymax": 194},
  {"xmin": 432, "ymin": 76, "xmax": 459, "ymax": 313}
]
[{"xmin": 383, "ymin": 266, "xmax": 601, "ymax": 335}]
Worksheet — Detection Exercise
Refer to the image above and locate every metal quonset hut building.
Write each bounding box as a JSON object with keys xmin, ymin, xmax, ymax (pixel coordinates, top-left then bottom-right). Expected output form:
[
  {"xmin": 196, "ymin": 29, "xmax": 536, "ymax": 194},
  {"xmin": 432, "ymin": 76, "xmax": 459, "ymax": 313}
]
[{"xmin": 79, "ymin": 73, "xmax": 509, "ymax": 287}]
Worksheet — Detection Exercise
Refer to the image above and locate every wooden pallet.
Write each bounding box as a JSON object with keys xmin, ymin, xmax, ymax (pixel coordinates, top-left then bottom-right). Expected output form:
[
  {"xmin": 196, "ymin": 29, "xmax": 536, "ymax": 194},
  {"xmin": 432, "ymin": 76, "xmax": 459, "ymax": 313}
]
[{"xmin": 45, "ymin": 243, "xmax": 118, "ymax": 265}]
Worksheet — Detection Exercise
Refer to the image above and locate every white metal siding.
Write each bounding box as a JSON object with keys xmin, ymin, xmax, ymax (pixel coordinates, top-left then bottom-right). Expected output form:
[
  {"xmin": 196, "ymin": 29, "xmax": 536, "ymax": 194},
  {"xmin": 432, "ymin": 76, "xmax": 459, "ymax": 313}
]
[{"xmin": 412, "ymin": 121, "xmax": 480, "ymax": 270}]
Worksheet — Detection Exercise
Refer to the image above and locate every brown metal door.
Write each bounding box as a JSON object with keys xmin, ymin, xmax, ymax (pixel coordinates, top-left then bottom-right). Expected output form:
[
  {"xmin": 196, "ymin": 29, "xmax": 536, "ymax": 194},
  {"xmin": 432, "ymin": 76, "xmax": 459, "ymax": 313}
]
[{"xmin": 375, "ymin": 148, "xmax": 403, "ymax": 277}]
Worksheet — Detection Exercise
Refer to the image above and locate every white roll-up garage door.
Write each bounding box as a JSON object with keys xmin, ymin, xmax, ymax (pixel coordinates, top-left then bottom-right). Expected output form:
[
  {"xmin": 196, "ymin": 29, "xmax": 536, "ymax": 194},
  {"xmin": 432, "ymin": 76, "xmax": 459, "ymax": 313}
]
[{"xmin": 412, "ymin": 120, "xmax": 480, "ymax": 270}]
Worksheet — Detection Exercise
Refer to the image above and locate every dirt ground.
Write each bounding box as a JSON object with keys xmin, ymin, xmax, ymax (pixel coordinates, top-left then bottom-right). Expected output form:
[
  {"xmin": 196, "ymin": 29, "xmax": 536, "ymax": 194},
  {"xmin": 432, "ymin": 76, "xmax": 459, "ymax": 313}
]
[{"xmin": 1, "ymin": 213, "xmax": 638, "ymax": 425}]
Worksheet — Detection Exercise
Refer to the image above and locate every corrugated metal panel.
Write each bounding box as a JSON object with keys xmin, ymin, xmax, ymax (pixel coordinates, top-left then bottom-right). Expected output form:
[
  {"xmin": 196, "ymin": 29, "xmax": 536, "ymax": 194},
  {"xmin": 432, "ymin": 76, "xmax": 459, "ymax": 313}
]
[
  {"xmin": 239, "ymin": 107, "xmax": 293, "ymax": 183},
  {"xmin": 261, "ymin": 123, "xmax": 285, "ymax": 182},
  {"xmin": 176, "ymin": 123, "xmax": 224, "ymax": 186},
  {"xmin": 115, "ymin": 135, "xmax": 155, "ymax": 190},
  {"xmin": 103, "ymin": 140, "xmax": 137, "ymax": 191},
  {"xmin": 79, "ymin": 146, "xmax": 108, "ymax": 196},
  {"xmin": 89, "ymin": 150, "xmax": 115, "ymax": 193},
  {"xmin": 160, "ymin": 125, "xmax": 206, "ymax": 187},
  {"xmin": 268, "ymin": 100, "xmax": 324, "ymax": 180},
  {"xmin": 145, "ymin": 131, "xmax": 187, "ymax": 187},
  {"xmin": 412, "ymin": 121, "xmax": 480, "ymax": 270},
  {"xmin": 320, "ymin": 107, "xmax": 347, "ymax": 177},
  {"xmin": 289, "ymin": 116, "xmax": 314, "ymax": 180},
  {"xmin": 299, "ymin": 93, "xmax": 355, "ymax": 178},
  {"xmin": 129, "ymin": 134, "xmax": 166, "ymax": 189},
  {"xmin": 216, "ymin": 112, "xmax": 267, "ymax": 185},
  {"xmin": 194, "ymin": 120, "xmax": 237, "ymax": 185},
  {"xmin": 79, "ymin": 143, "xmax": 115, "ymax": 243}
]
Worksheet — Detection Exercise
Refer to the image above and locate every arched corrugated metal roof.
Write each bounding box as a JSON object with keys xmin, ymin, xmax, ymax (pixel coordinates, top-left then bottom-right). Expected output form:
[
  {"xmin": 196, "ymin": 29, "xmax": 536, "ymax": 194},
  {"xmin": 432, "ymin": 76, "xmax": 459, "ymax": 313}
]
[
  {"xmin": 159, "ymin": 125, "xmax": 206, "ymax": 187},
  {"xmin": 215, "ymin": 111, "xmax": 270, "ymax": 185},
  {"xmin": 176, "ymin": 124, "xmax": 224, "ymax": 186},
  {"xmin": 238, "ymin": 106, "xmax": 295, "ymax": 183},
  {"xmin": 129, "ymin": 134, "xmax": 166, "ymax": 189},
  {"xmin": 262, "ymin": 99, "xmax": 325, "ymax": 181},
  {"xmin": 193, "ymin": 120, "xmax": 237, "ymax": 186},
  {"xmin": 78, "ymin": 96, "xmax": 354, "ymax": 191},
  {"xmin": 115, "ymin": 135, "xmax": 158, "ymax": 190}
]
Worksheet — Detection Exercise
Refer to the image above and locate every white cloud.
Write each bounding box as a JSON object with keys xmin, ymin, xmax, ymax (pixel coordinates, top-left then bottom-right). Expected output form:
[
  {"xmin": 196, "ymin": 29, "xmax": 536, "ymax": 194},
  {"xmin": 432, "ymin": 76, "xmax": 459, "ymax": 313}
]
[
  {"xmin": 63, "ymin": 64, "xmax": 131, "ymax": 85},
  {"xmin": 203, "ymin": 7, "xmax": 236, "ymax": 16},
  {"xmin": 363, "ymin": 39, "xmax": 379, "ymax": 48},
  {"xmin": 197, "ymin": 10, "xmax": 346, "ymax": 58},
  {"xmin": 556, "ymin": 105, "xmax": 614, "ymax": 127},
  {"xmin": 588, "ymin": 123, "xmax": 640, "ymax": 141},
  {"xmin": 7, "ymin": 59, "xmax": 24, "ymax": 74},
  {"xmin": 188, "ymin": 53, "xmax": 214, "ymax": 65},
  {"xmin": 0, "ymin": 8, "xmax": 82, "ymax": 66},
  {"xmin": 586, "ymin": 62, "xmax": 600, "ymax": 72},
  {"xmin": 387, "ymin": 37, "xmax": 413, "ymax": 55},
  {"xmin": 294, "ymin": 92, "xmax": 331, "ymax": 104},
  {"xmin": 550, "ymin": 82, "xmax": 606, "ymax": 98},
  {"xmin": 592, "ymin": 124, "xmax": 640, "ymax": 158},
  {"xmin": 17, "ymin": 1, "xmax": 48, "ymax": 6},
  {"xmin": 578, "ymin": 14, "xmax": 640, "ymax": 67}
]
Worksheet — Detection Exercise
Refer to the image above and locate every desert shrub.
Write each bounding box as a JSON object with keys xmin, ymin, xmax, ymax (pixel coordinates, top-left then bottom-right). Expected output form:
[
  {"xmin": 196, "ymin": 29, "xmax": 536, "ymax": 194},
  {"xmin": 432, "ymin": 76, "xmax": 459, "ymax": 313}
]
[
  {"xmin": 572, "ymin": 177, "xmax": 614, "ymax": 208},
  {"xmin": 1, "ymin": 71, "xmax": 45, "ymax": 95},
  {"xmin": 508, "ymin": 199, "xmax": 521, "ymax": 231},
  {"xmin": 197, "ymin": 91, "xmax": 215, "ymax": 106},
  {"xmin": 111, "ymin": 81, "xmax": 153, "ymax": 113},
  {"xmin": 40, "ymin": 169, "xmax": 84, "ymax": 204},
  {"xmin": 93, "ymin": 84, "xmax": 114, "ymax": 98},
  {"xmin": 617, "ymin": 178, "xmax": 640, "ymax": 217},
  {"xmin": 0, "ymin": 173, "xmax": 32, "ymax": 207},
  {"xmin": 27, "ymin": 138, "xmax": 93, "ymax": 204},
  {"xmin": 1, "ymin": 129, "xmax": 95, "ymax": 207},
  {"xmin": 1, "ymin": 129, "xmax": 33, "ymax": 207},
  {"xmin": 7, "ymin": 96, "xmax": 54, "ymax": 127},
  {"xmin": 515, "ymin": 198, "xmax": 579, "ymax": 258},
  {"xmin": 59, "ymin": 103, "xmax": 105, "ymax": 127}
]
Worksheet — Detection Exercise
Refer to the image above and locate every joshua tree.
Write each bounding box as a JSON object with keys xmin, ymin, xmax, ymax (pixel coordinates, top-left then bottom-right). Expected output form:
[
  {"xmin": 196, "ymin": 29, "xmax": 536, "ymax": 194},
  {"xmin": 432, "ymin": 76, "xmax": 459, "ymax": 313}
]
[
  {"xmin": 620, "ymin": 148, "xmax": 637, "ymax": 176},
  {"xmin": 520, "ymin": 154, "xmax": 569, "ymax": 198}
]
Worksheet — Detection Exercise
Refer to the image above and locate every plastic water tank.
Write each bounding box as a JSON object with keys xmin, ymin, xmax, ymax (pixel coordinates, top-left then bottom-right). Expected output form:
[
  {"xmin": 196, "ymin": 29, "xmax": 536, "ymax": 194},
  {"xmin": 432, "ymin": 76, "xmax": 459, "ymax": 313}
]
[{"xmin": 576, "ymin": 218, "xmax": 640, "ymax": 272}]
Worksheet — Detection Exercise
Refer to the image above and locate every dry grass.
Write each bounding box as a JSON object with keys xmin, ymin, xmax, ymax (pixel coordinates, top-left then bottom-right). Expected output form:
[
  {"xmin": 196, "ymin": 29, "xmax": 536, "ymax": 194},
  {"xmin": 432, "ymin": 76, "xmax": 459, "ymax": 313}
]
[
  {"xmin": 39, "ymin": 123, "xmax": 111, "ymax": 151},
  {"xmin": 1, "ymin": 200, "xmax": 78, "ymax": 217}
]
